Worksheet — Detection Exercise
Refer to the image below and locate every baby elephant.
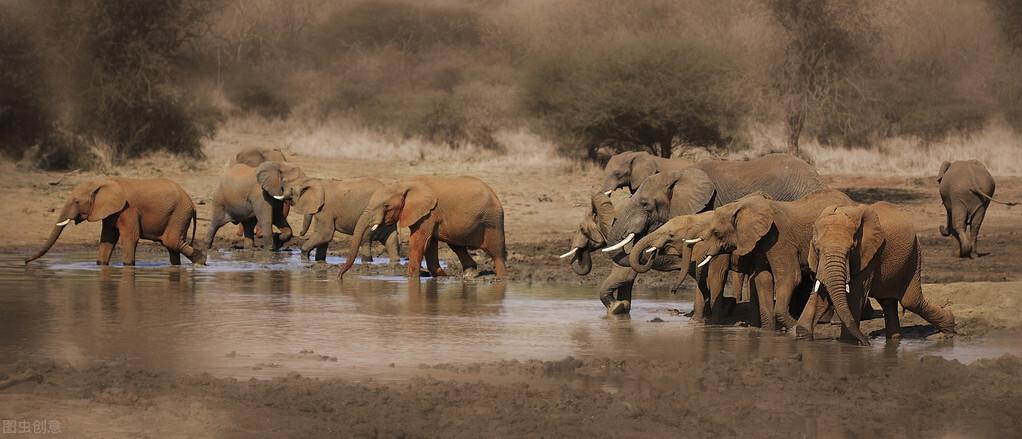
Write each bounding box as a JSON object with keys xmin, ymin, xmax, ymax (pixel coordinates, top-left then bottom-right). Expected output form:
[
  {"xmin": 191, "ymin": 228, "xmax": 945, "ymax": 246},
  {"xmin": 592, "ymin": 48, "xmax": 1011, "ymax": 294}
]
[
  {"xmin": 26, "ymin": 178, "xmax": 204, "ymax": 265},
  {"xmin": 801, "ymin": 202, "xmax": 956, "ymax": 345},
  {"xmin": 938, "ymin": 160, "xmax": 1017, "ymax": 258},
  {"xmin": 337, "ymin": 176, "xmax": 507, "ymax": 280},
  {"xmin": 287, "ymin": 177, "xmax": 400, "ymax": 264},
  {"xmin": 203, "ymin": 161, "xmax": 304, "ymax": 251}
]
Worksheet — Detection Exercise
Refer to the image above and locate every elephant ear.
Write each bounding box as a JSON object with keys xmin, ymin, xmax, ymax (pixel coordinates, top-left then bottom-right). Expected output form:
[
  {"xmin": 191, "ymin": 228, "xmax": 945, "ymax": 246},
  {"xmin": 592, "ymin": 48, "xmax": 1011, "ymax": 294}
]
[
  {"xmin": 294, "ymin": 181, "xmax": 325, "ymax": 215},
  {"xmin": 855, "ymin": 206, "xmax": 885, "ymax": 270},
  {"xmin": 667, "ymin": 168, "xmax": 715, "ymax": 216},
  {"xmin": 937, "ymin": 161, "xmax": 951, "ymax": 183},
  {"xmin": 398, "ymin": 181, "xmax": 438, "ymax": 228},
  {"xmin": 279, "ymin": 163, "xmax": 305, "ymax": 182},
  {"xmin": 255, "ymin": 162, "xmax": 284, "ymax": 196},
  {"xmin": 591, "ymin": 192, "xmax": 615, "ymax": 236},
  {"xmin": 84, "ymin": 180, "xmax": 127, "ymax": 222},
  {"xmin": 732, "ymin": 196, "xmax": 773, "ymax": 256},
  {"xmin": 629, "ymin": 153, "xmax": 658, "ymax": 190}
]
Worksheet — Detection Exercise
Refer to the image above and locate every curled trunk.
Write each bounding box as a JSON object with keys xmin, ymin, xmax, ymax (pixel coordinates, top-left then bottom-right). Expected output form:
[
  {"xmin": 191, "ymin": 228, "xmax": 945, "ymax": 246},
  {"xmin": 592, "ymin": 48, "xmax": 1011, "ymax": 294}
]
[
  {"xmin": 629, "ymin": 234, "xmax": 659, "ymax": 273},
  {"xmin": 25, "ymin": 224, "xmax": 68, "ymax": 264},
  {"xmin": 570, "ymin": 249, "xmax": 593, "ymax": 275},
  {"xmin": 337, "ymin": 213, "xmax": 370, "ymax": 279},
  {"xmin": 821, "ymin": 253, "xmax": 870, "ymax": 345}
]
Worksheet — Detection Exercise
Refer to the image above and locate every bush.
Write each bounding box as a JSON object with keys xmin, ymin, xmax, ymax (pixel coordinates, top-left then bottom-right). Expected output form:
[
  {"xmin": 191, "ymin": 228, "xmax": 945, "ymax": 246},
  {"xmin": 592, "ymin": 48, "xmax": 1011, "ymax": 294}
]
[
  {"xmin": 319, "ymin": 1, "xmax": 480, "ymax": 54},
  {"xmin": 0, "ymin": 8, "xmax": 51, "ymax": 160}
]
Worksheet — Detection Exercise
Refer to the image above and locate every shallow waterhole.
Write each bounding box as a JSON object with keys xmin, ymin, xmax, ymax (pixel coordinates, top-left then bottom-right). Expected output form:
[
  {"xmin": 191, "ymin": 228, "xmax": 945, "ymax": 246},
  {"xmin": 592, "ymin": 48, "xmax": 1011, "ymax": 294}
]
[{"xmin": 2, "ymin": 251, "xmax": 1019, "ymax": 387}]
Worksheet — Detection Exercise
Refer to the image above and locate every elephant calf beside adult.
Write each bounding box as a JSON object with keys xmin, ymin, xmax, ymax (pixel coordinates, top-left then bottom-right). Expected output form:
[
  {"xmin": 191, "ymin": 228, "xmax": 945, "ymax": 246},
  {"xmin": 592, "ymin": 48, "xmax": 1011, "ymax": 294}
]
[
  {"xmin": 202, "ymin": 161, "xmax": 305, "ymax": 251},
  {"xmin": 937, "ymin": 160, "xmax": 1017, "ymax": 258},
  {"xmin": 598, "ymin": 153, "xmax": 825, "ymax": 314},
  {"xmin": 286, "ymin": 176, "xmax": 400, "ymax": 264},
  {"xmin": 26, "ymin": 178, "xmax": 204, "ymax": 266}
]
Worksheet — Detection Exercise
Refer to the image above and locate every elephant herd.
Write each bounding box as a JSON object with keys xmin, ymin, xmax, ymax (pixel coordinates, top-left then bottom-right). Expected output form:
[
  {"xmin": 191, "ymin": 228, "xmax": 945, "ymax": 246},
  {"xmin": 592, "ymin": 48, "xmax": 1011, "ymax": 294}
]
[
  {"xmin": 25, "ymin": 148, "xmax": 507, "ymax": 282},
  {"xmin": 563, "ymin": 152, "xmax": 1014, "ymax": 345},
  {"xmin": 23, "ymin": 146, "xmax": 1014, "ymax": 345}
]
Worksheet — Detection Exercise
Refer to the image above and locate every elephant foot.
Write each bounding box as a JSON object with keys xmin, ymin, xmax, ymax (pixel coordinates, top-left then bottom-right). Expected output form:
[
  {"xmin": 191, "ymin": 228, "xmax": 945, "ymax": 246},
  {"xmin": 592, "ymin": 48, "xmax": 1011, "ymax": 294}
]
[
  {"xmin": 190, "ymin": 249, "xmax": 207, "ymax": 266},
  {"xmin": 939, "ymin": 225, "xmax": 950, "ymax": 237},
  {"xmin": 432, "ymin": 268, "xmax": 449, "ymax": 277},
  {"xmin": 607, "ymin": 300, "xmax": 631, "ymax": 315},
  {"xmin": 794, "ymin": 325, "xmax": 813, "ymax": 340}
]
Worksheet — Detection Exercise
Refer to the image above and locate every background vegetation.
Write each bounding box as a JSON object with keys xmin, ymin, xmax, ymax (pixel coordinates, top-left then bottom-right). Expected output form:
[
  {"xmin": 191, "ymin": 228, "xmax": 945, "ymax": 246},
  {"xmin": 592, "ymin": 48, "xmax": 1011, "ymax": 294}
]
[{"xmin": 1, "ymin": 0, "xmax": 1021, "ymax": 172}]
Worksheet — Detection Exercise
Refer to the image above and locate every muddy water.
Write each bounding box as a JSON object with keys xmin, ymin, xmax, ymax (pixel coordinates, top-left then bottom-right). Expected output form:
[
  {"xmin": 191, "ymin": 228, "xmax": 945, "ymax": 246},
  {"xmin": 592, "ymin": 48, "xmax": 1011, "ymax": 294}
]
[{"xmin": 1, "ymin": 251, "xmax": 1019, "ymax": 383}]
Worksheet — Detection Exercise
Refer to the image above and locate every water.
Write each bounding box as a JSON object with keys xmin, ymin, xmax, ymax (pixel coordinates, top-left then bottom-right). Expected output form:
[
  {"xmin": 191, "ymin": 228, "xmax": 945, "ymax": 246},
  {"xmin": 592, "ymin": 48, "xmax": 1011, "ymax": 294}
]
[{"xmin": 1, "ymin": 251, "xmax": 1019, "ymax": 382}]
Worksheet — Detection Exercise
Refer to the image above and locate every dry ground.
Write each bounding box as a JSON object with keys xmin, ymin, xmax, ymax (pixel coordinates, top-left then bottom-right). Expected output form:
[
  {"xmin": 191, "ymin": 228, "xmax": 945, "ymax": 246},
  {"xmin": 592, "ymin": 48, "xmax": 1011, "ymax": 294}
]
[{"xmin": 3, "ymin": 127, "xmax": 1022, "ymax": 437}]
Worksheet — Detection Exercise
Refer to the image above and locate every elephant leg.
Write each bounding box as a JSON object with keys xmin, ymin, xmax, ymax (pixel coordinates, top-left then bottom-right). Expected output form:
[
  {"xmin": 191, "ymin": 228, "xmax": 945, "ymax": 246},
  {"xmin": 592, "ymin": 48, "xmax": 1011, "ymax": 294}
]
[
  {"xmin": 795, "ymin": 290, "xmax": 821, "ymax": 339},
  {"xmin": 481, "ymin": 228, "xmax": 507, "ymax": 279},
  {"xmin": 752, "ymin": 271, "xmax": 775, "ymax": 330},
  {"xmin": 406, "ymin": 225, "xmax": 432, "ymax": 278},
  {"xmin": 314, "ymin": 243, "xmax": 328, "ymax": 262},
  {"xmin": 598, "ymin": 266, "xmax": 637, "ymax": 314},
  {"xmin": 117, "ymin": 210, "xmax": 141, "ymax": 266},
  {"xmin": 771, "ymin": 269, "xmax": 801, "ymax": 331},
  {"xmin": 878, "ymin": 298, "xmax": 901, "ymax": 339},
  {"xmin": 97, "ymin": 218, "xmax": 120, "ymax": 266},
  {"xmin": 271, "ymin": 203, "xmax": 292, "ymax": 249},
  {"xmin": 691, "ymin": 268, "xmax": 710, "ymax": 321},
  {"xmin": 950, "ymin": 203, "xmax": 969, "ymax": 257},
  {"xmin": 705, "ymin": 259, "xmax": 730, "ymax": 323},
  {"xmin": 255, "ymin": 206, "xmax": 274, "ymax": 250},
  {"xmin": 969, "ymin": 203, "xmax": 989, "ymax": 257},
  {"xmin": 449, "ymin": 245, "xmax": 478, "ymax": 277},
  {"xmin": 301, "ymin": 221, "xmax": 333, "ymax": 261},
  {"xmin": 939, "ymin": 201, "xmax": 952, "ymax": 237},
  {"xmin": 425, "ymin": 238, "xmax": 447, "ymax": 277},
  {"xmin": 241, "ymin": 220, "xmax": 257, "ymax": 249},
  {"xmin": 384, "ymin": 230, "xmax": 400, "ymax": 265},
  {"xmin": 203, "ymin": 203, "xmax": 229, "ymax": 250},
  {"xmin": 168, "ymin": 249, "xmax": 181, "ymax": 265},
  {"xmin": 162, "ymin": 222, "xmax": 202, "ymax": 265},
  {"xmin": 902, "ymin": 261, "xmax": 956, "ymax": 334}
]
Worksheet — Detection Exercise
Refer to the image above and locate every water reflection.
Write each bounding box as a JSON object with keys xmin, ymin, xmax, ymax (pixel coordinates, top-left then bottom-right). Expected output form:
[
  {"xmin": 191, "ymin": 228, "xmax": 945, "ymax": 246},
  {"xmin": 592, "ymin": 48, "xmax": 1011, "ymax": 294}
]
[{"xmin": 1, "ymin": 252, "xmax": 1019, "ymax": 382}]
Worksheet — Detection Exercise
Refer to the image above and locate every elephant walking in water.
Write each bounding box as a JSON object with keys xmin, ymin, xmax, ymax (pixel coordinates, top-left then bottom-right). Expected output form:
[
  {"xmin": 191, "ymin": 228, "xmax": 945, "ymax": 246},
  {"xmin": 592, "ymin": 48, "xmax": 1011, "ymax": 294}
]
[
  {"xmin": 338, "ymin": 176, "xmax": 506, "ymax": 280},
  {"xmin": 938, "ymin": 160, "xmax": 1017, "ymax": 258},
  {"xmin": 202, "ymin": 161, "xmax": 305, "ymax": 251},
  {"xmin": 25, "ymin": 178, "xmax": 205, "ymax": 266}
]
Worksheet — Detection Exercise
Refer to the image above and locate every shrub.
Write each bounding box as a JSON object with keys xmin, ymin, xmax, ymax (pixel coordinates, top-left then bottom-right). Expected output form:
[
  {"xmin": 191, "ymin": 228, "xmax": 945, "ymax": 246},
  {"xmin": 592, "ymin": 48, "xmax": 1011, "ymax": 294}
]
[
  {"xmin": 319, "ymin": 1, "xmax": 480, "ymax": 54},
  {"xmin": 0, "ymin": 8, "xmax": 51, "ymax": 160}
]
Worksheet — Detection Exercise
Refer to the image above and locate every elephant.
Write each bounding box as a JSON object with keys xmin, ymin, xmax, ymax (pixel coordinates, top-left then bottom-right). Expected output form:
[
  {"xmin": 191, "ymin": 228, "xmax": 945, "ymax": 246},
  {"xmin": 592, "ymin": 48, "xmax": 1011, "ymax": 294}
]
[
  {"xmin": 202, "ymin": 161, "xmax": 304, "ymax": 251},
  {"xmin": 337, "ymin": 176, "xmax": 507, "ymax": 280},
  {"xmin": 628, "ymin": 212, "xmax": 738, "ymax": 320},
  {"xmin": 600, "ymin": 151, "xmax": 693, "ymax": 195},
  {"xmin": 233, "ymin": 147, "xmax": 290, "ymax": 238},
  {"xmin": 25, "ymin": 178, "xmax": 205, "ymax": 266},
  {"xmin": 799, "ymin": 202, "xmax": 956, "ymax": 345},
  {"xmin": 597, "ymin": 153, "xmax": 825, "ymax": 313},
  {"xmin": 680, "ymin": 189, "xmax": 855, "ymax": 331},
  {"xmin": 285, "ymin": 176, "xmax": 400, "ymax": 264},
  {"xmin": 938, "ymin": 160, "xmax": 1017, "ymax": 258},
  {"xmin": 560, "ymin": 193, "xmax": 615, "ymax": 276}
]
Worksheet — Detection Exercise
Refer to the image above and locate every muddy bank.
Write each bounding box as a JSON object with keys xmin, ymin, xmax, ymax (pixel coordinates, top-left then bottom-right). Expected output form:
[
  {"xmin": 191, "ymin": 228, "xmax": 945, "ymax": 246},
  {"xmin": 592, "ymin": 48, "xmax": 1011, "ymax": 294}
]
[{"xmin": 2, "ymin": 353, "xmax": 1021, "ymax": 438}]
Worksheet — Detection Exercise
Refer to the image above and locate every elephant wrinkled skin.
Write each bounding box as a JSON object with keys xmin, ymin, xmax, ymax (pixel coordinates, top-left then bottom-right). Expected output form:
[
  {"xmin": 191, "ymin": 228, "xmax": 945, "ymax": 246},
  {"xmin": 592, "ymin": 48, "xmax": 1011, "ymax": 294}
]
[
  {"xmin": 233, "ymin": 147, "xmax": 290, "ymax": 238},
  {"xmin": 25, "ymin": 178, "xmax": 204, "ymax": 266},
  {"xmin": 286, "ymin": 177, "xmax": 400, "ymax": 264},
  {"xmin": 938, "ymin": 160, "xmax": 1017, "ymax": 258},
  {"xmin": 338, "ymin": 176, "xmax": 506, "ymax": 280},
  {"xmin": 600, "ymin": 151, "xmax": 693, "ymax": 194},
  {"xmin": 801, "ymin": 202, "xmax": 956, "ymax": 345},
  {"xmin": 202, "ymin": 162, "xmax": 304, "ymax": 251}
]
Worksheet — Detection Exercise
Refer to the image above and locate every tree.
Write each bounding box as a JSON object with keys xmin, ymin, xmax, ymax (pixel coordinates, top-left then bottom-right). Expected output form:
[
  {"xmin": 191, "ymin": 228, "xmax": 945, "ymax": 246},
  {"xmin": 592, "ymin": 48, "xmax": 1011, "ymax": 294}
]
[{"xmin": 521, "ymin": 38, "xmax": 746, "ymax": 159}]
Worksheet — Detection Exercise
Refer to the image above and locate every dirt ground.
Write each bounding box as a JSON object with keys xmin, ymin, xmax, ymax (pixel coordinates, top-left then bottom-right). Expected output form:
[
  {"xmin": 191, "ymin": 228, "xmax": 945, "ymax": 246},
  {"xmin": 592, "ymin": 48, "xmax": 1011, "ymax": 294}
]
[{"xmin": 4, "ymin": 128, "xmax": 1022, "ymax": 437}]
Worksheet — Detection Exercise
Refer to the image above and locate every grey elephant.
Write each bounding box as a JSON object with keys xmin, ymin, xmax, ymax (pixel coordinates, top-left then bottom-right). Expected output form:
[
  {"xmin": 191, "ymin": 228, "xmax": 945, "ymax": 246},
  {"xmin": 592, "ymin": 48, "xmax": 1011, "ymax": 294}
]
[
  {"xmin": 233, "ymin": 147, "xmax": 289, "ymax": 238},
  {"xmin": 561, "ymin": 193, "xmax": 616, "ymax": 276},
  {"xmin": 938, "ymin": 160, "xmax": 1017, "ymax": 258},
  {"xmin": 598, "ymin": 153, "xmax": 825, "ymax": 313},
  {"xmin": 801, "ymin": 202, "xmax": 956, "ymax": 345},
  {"xmin": 286, "ymin": 176, "xmax": 400, "ymax": 264},
  {"xmin": 202, "ymin": 161, "xmax": 305, "ymax": 250},
  {"xmin": 600, "ymin": 151, "xmax": 693, "ymax": 195}
]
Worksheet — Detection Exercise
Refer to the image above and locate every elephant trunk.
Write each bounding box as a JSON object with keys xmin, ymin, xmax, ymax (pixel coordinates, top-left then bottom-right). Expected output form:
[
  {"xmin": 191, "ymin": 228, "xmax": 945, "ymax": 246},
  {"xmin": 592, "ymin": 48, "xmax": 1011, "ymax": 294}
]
[
  {"xmin": 820, "ymin": 253, "xmax": 870, "ymax": 345},
  {"xmin": 629, "ymin": 233, "xmax": 661, "ymax": 273},
  {"xmin": 570, "ymin": 249, "xmax": 593, "ymax": 275},
  {"xmin": 26, "ymin": 223, "xmax": 69, "ymax": 264},
  {"xmin": 300, "ymin": 214, "xmax": 314, "ymax": 237},
  {"xmin": 338, "ymin": 210, "xmax": 374, "ymax": 279}
]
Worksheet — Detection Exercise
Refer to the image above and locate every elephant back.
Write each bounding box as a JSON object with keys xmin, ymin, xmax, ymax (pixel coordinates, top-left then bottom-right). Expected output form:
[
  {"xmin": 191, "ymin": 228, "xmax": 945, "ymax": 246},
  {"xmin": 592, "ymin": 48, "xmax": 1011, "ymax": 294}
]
[{"xmin": 698, "ymin": 153, "xmax": 825, "ymax": 207}]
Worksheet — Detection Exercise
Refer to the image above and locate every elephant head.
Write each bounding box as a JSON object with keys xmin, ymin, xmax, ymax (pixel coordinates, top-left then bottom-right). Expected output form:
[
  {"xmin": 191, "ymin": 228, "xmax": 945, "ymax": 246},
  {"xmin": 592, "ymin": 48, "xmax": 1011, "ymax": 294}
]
[
  {"xmin": 629, "ymin": 212, "xmax": 714, "ymax": 278},
  {"xmin": 26, "ymin": 179, "xmax": 127, "ymax": 263},
  {"xmin": 560, "ymin": 193, "xmax": 615, "ymax": 275},
  {"xmin": 338, "ymin": 179, "xmax": 437, "ymax": 278},
  {"xmin": 600, "ymin": 151, "xmax": 661, "ymax": 194},
  {"xmin": 286, "ymin": 177, "xmax": 325, "ymax": 237},
  {"xmin": 236, "ymin": 147, "xmax": 287, "ymax": 168},
  {"xmin": 603, "ymin": 168, "xmax": 716, "ymax": 257},
  {"xmin": 807, "ymin": 205, "xmax": 885, "ymax": 346},
  {"xmin": 688, "ymin": 193, "xmax": 775, "ymax": 264},
  {"xmin": 256, "ymin": 161, "xmax": 304, "ymax": 201}
]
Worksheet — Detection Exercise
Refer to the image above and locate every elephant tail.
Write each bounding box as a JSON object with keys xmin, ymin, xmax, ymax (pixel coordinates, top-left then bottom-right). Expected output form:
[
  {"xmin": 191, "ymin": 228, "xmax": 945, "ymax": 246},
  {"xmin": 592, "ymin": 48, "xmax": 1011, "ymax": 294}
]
[{"xmin": 972, "ymin": 188, "xmax": 1018, "ymax": 206}]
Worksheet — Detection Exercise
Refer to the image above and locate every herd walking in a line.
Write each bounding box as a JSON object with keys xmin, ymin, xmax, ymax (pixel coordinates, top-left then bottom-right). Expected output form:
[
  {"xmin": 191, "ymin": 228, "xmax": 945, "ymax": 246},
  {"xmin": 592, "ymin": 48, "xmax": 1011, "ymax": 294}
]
[{"xmin": 24, "ymin": 148, "xmax": 1016, "ymax": 345}]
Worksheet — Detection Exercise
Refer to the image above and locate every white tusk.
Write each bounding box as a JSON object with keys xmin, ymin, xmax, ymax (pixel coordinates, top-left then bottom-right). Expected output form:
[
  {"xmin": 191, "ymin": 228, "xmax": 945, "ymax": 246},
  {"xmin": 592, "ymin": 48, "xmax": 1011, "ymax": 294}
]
[
  {"xmin": 697, "ymin": 255, "xmax": 713, "ymax": 267},
  {"xmin": 684, "ymin": 238, "xmax": 702, "ymax": 244},
  {"xmin": 558, "ymin": 248, "xmax": 578, "ymax": 259},
  {"xmin": 603, "ymin": 190, "xmax": 613, "ymax": 196},
  {"xmin": 272, "ymin": 195, "xmax": 285, "ymax": 200},
  {"xmin": 845, "ymin": 284, "xmax": 851, "ymax": 293},
  {"xmin": 602, "ymin": 233, "xmax": 634, "ymax": 252},
  {"xmin": 813, "ymin": 280, "xmax": 821, "ymax": 294},
  {"xmin": 55, "ymin": 219, "xmax": 71, "ymax": 226},
  {"xmin": 644, "ymin": 246, "xmax": 657, "ymax": 253},
  {"xmin": 370, "ymin": 224, "xmax": 379, "ymax": 231}
]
